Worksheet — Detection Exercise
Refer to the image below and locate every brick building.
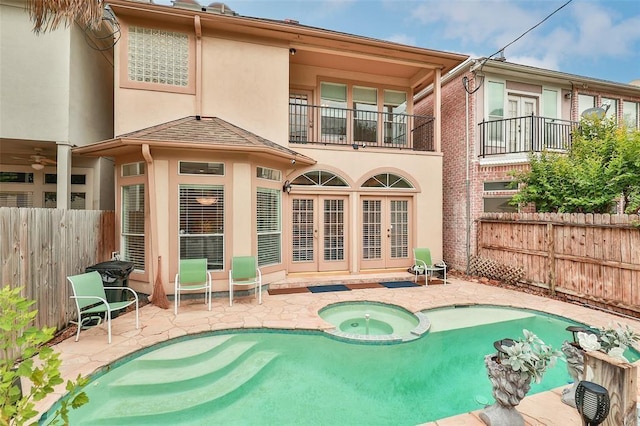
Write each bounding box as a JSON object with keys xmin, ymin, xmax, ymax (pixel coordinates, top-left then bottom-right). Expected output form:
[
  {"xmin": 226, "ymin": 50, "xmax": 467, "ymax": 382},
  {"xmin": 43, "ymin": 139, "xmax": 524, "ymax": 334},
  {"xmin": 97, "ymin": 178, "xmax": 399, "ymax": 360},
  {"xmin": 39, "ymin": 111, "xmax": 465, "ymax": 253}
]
[{"xmin": 416, "ymin": 58, "xmax": 640, "ymax": 271}]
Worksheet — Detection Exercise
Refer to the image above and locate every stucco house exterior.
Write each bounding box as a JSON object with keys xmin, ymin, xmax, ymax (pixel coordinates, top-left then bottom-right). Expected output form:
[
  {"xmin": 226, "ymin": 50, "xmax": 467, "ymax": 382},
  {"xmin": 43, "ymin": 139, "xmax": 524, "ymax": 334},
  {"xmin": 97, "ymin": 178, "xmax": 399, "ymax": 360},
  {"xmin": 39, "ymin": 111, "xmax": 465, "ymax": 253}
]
[
  {"xmin": 0, "ymin": 0, "xmax": 115, "ymax": 210},
  {"xmin": 415, "ymin": 57, "xmax": 640, "ymax": 272},
  {"xmin": 74, "ymin": 0, "xmax": 468, "ymax": 296}
]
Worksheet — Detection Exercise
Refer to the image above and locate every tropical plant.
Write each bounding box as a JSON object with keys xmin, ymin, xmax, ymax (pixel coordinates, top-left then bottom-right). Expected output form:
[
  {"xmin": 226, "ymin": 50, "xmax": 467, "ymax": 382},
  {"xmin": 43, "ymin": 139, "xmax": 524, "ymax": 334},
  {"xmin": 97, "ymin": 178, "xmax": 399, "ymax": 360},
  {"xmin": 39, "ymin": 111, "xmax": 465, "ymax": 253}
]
[
  {"xmin": 577, "ymin": 323, "xmax": 640, "ymax": 362},
  {"xmin": 497, "ymin": 329, "xmax": 562, "ymax": 384},
  {"xmin": 26, "ymin": 0, "xmax": 104, "ymax": 34},
  {"xmin": 0, "ymin": 286, "xmax": 88, "ymax": 425}
]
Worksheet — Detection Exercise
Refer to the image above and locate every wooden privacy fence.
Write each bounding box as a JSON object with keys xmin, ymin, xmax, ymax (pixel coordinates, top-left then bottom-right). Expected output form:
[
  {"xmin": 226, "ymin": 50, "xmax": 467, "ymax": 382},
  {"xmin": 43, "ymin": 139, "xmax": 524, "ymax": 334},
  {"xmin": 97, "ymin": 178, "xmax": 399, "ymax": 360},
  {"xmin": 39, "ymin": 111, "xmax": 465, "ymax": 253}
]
[
  {"xmin": 477, "ymin": 213, "xmax": 640, "ymax": 315},
  {"xmin": 0, "ymin": 207, "xmax": 115, "ymax": 333}
]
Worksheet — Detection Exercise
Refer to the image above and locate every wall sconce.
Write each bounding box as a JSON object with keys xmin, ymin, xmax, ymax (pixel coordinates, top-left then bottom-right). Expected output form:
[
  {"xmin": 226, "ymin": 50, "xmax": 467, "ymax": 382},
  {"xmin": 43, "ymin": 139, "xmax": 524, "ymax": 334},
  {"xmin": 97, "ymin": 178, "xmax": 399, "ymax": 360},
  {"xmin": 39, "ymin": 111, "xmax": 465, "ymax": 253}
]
[
  {"xmin": 564, "ymin": 92, "xmax": 572, "ymax": 100},
  {"xmin": 282, "ymin": 180, "xmax": 292, "ymax": 193},
  {"xmin": 575, "ymin": 381, "xmax": 610, "ymax": 425},
  {"xmin": 289, "ymin": 48, "xmax": 296, "ymax": 56}
]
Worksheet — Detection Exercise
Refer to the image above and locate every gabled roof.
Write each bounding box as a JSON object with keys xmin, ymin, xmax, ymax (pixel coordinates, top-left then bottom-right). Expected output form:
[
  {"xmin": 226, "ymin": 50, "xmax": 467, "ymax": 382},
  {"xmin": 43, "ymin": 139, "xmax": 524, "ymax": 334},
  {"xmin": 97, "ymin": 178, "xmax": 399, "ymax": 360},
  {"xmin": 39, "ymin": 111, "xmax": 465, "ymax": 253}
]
[{"xmin": 74, "ymin": 116, "xmax": 315, "ymax": 165}]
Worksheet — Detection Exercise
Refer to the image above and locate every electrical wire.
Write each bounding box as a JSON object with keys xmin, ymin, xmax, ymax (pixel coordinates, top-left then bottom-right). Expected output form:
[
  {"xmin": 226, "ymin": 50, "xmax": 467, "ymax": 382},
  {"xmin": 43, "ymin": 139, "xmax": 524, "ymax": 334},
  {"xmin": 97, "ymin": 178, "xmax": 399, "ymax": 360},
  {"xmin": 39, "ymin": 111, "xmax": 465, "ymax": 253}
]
[{"xmin": 463, "ymin": 0, "xmax": 574, "ymax": 94}]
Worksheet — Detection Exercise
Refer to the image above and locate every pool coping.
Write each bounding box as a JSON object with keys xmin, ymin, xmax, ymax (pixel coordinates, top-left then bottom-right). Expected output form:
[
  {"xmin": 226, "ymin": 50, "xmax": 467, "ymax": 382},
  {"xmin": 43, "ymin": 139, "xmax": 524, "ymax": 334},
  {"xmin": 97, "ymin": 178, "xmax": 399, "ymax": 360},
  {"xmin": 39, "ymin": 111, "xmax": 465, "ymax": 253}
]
[{"xmin": 36, "ymin": 277, "xmax": 640, "ymax": 425}]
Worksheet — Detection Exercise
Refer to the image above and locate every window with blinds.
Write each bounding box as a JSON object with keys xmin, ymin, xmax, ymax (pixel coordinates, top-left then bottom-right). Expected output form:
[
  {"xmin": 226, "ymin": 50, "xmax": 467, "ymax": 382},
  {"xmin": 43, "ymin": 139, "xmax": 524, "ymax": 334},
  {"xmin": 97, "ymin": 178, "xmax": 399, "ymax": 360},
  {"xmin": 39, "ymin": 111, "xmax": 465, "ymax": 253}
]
[
  {"xmin": 0, "ymin": 192, "xmax": 33, "ymax": 207},
  {"xmin": 179, "ymin": 185, "xmax": 224, "ymax": 270},
  {"xmin": 257, "ymin": 188, "xmax": 281, "ymax": 266},
  {"xmin": 122, "ymin": 184, "xmax": 146, "ymax": 271}
]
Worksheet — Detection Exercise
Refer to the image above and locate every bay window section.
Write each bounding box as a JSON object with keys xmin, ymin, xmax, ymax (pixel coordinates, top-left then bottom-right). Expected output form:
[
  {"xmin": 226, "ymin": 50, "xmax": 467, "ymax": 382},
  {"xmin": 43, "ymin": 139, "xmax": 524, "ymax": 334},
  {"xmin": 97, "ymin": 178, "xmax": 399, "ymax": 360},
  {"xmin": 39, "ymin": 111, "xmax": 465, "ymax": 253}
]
[
  {"xmin": 384, "ymin": 90, "xmax": 407, "ymax": 145},
  {"xmin": 353, "ymin": 86, "xmax": 377, "ymax": 143},
  {"xmin": 320, "ymin": 82, "xmax": 347, "ymax": 142},
  {"xmin": 257, "ymin": 188, "xmax": 281, "ymax": 266},
  {"xmin": 122, "ymin": 184, "xmax": 146, "ymax": 271},
  {"xmin": 179, "ymin": 185, "xmax": 224, "ymax": 271}
]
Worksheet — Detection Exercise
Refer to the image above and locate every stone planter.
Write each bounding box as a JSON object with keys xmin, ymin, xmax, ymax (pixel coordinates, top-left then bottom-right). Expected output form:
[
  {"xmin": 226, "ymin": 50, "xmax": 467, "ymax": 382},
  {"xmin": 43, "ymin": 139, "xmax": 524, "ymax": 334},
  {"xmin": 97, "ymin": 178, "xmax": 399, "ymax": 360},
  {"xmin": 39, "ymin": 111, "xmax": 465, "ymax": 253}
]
[
  {"xmin": 479, "ymin": 354, "xmax": 532, "ymax": 426},
  {"xmin": 560, "ymin": 340, "xmax": 585, "ymax": 407}
]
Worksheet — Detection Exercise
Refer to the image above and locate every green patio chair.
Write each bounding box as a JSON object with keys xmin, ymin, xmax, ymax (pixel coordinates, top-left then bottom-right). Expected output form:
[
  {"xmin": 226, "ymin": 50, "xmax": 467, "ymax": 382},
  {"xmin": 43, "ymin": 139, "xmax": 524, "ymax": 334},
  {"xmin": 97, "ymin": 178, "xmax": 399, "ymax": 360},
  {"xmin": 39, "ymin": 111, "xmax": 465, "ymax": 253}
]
[
  {"xmin": 228, "ymin": 256, "xmax": 262, "ymax": 306},
  {"xmin": 174, "ymin": 258, "xmax": 212, "ymax": 315},
  {"xmin": 68, "ymin": 270, "xmax": 139, "ymax": 344},
  {"xmin": 412, "ymin": 248, "xmax": 447, "ymax": 285}
]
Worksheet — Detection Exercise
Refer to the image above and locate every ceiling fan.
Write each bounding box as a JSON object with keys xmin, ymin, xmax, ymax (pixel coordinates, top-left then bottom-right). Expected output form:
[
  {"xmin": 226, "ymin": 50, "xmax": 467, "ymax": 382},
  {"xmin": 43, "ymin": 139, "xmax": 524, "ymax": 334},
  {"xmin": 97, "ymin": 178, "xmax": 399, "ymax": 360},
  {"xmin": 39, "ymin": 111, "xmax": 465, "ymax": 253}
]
[{"xmin": 12, "ymin": 148, "xmax": 57, "ymax": 170}]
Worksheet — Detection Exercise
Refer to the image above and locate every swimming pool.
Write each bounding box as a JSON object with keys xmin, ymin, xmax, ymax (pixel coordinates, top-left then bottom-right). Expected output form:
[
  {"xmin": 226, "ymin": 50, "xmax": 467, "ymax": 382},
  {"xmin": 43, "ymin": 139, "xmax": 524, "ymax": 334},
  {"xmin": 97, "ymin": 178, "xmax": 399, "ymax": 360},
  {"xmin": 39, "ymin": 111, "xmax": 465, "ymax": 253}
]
[{"xmin": 42, "ymin": 305, "xmax": 638, "ymax": 425}]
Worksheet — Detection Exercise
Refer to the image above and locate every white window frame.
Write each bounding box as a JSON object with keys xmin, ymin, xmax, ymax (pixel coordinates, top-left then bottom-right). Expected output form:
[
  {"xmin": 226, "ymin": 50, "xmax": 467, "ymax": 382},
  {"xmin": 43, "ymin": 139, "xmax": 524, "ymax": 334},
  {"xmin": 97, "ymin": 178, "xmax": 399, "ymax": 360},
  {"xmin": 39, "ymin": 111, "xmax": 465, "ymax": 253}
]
[
  {"xmin": 122, "ymin": 184, "xmax": 146, "ymax": 272},
  {"xmin": 257, "ymin": 187, "xmax": 282, "ymax": 267}
]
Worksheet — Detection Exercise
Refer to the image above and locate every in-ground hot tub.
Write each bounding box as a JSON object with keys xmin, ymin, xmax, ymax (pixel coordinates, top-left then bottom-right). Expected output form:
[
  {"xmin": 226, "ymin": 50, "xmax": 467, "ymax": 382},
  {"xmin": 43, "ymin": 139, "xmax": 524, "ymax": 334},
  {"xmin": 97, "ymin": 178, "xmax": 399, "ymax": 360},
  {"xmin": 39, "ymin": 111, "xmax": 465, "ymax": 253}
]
[{"xmin": 318, "ymin": 301, "xmax": 430, "ymax": 342}]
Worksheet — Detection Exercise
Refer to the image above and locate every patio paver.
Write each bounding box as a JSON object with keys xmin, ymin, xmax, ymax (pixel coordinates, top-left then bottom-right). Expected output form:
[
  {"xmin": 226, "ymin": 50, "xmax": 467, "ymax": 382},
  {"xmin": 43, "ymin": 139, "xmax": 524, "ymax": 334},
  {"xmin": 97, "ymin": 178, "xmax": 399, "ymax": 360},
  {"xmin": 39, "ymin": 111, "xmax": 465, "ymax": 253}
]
[{"xmin": 36, "ymin": 275, "xmax": 640, "ymax": 425}]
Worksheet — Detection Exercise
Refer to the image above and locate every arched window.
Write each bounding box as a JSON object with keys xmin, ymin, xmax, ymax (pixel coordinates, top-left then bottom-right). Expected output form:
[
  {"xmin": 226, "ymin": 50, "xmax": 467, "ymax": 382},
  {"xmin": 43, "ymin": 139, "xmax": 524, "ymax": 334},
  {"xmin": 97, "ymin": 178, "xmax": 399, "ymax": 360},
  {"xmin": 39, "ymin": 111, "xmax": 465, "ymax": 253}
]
[
  {"xmin": 361, "ymin": 173, "xmax": 413, "ymax": 189},
  {"xmin": 291, "ymin": 170, "xmax": 348, "ymax": 187}
]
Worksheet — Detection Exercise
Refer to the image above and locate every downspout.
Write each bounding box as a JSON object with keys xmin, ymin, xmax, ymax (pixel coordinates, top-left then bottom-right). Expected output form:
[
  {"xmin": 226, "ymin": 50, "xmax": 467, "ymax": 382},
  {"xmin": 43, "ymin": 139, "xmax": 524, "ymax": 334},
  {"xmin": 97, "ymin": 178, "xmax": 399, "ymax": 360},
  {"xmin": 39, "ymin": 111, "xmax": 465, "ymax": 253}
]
[
  {"xmin": 465, "ymin": 81, "xmax": 471, "ymax": 274},
  {"xmin": 142, "ymin": 144, "xmax": 158, "ymax": 291},
  {"xmin": 194, "ymin": 16, "xmax": 202, "ymax": 118}
]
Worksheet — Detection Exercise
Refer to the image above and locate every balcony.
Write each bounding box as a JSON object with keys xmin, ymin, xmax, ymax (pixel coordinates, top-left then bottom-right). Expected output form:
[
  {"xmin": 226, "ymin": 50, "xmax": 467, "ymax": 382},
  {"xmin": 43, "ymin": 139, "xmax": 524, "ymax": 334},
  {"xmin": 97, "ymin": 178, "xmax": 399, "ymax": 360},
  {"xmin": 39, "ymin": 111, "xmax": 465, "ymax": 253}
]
[
  {"xmin": 479, "ymin": 115, "xmax": 578, "ymax": 157},
  {"xmin": 289, "ymin": 104, "xmax": 435, "ymax": 151}
]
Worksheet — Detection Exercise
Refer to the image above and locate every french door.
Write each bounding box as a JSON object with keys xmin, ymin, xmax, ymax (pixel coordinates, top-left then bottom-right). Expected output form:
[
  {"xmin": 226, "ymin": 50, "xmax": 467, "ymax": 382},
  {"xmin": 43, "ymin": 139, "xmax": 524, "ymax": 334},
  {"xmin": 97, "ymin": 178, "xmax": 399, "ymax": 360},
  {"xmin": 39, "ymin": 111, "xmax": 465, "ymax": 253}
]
[
  {"xmin": 507, "ymin": 95, "xmax": 537, "ymax": 152},
  {"xmin": 289, "ymin": 195, "xmax": 349, "ymax": 273},
  {"xmin": 360, "ymin": 197, "xmax": 411, "ymax": 269}
]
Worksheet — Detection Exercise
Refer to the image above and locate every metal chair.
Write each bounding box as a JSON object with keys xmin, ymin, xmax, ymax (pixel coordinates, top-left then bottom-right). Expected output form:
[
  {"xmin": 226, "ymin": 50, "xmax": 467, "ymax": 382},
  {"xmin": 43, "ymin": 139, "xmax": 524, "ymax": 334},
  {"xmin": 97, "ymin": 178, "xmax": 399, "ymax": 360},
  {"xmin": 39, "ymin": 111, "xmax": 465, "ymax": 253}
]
[
  {"xmin": 174, "ymin": 258, "xmax": 212, "ymax": 314},
  {"xmin": 412, "ymin": 247, "xmax": 447, "ymax": 285},
  {"xmin": 228, "ymin": 256, "xmax": 262, "ymax": 306},
  {"xmin": 68, "ymin": 270, "xmax": 139, "ymax": 343}
]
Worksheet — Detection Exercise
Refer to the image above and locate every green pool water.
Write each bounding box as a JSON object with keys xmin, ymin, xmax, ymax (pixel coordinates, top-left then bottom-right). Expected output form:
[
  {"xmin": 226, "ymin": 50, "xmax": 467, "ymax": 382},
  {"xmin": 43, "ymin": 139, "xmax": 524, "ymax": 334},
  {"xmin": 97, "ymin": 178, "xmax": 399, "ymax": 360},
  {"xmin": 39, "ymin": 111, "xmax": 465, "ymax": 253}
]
[{"xmin": 42, "ymin": 306, "xmax": 639, "ymax": 425}]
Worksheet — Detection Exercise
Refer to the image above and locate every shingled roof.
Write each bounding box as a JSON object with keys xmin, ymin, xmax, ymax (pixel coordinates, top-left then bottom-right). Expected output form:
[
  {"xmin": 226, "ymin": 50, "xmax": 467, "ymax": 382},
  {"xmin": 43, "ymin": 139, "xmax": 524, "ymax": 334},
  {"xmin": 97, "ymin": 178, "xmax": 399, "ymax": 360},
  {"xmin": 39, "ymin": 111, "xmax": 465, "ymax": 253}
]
[{"xmin": 118, "ymin": 115, "xmax": 311, "ymax": 159}]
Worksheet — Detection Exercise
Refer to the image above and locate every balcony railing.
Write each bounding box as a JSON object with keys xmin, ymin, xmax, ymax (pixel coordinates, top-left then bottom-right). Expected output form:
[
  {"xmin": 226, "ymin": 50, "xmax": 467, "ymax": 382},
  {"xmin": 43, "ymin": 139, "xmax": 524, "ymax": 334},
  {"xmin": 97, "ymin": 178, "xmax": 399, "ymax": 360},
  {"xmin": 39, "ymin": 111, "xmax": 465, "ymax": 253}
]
[
  {"xmin": 479, "ymin": 115, "xmax": 578, "ymax": 157},
  {"xmin": 289, "ymin": 104, "xmax": 435, "ymax": 151}
]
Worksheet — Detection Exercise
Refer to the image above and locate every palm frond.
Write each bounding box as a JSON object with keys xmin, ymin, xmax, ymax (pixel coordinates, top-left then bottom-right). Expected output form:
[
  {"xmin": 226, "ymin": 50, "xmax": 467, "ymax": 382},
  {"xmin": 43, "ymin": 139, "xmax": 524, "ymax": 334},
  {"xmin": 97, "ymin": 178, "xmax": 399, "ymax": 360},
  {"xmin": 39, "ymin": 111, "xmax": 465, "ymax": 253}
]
[{"xmin": 26, "ymin": 0, "xmax": 105, "ymax": 34}]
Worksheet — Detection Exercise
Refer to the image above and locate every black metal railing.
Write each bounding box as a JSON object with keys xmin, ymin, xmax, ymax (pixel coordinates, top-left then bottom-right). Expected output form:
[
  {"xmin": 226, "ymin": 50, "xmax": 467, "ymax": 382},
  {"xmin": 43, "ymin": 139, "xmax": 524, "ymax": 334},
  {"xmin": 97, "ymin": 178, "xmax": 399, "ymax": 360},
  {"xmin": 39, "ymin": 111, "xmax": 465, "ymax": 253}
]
[
  {"xmin": 479, "ymin": 115, "xmax": 578, "ymax": 157},
  {"xmin": 289, "ymin": 103, "xmax": 435, "ymax": 151}
]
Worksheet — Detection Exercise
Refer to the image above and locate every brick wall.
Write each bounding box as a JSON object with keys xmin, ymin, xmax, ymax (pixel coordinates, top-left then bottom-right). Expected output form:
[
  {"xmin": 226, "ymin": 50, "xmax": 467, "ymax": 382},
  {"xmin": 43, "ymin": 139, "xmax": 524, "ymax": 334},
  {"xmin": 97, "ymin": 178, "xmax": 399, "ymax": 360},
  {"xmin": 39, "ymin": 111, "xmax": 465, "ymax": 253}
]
[{"xmin": 417, "ymin": 68, "xmax": 640, "ymax": 271}]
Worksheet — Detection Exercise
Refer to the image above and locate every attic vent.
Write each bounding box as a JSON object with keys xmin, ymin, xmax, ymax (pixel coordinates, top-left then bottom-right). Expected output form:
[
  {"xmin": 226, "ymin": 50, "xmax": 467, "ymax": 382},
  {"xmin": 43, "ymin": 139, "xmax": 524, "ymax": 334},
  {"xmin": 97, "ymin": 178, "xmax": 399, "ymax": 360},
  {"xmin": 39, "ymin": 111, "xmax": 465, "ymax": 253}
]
[
  {"xmin": 172, "ymin": 0, "xmax": 202, "ymax": 11},
  {"xmin": 205, "ymin": 2, "xmax": 238, "ymax": 15}
]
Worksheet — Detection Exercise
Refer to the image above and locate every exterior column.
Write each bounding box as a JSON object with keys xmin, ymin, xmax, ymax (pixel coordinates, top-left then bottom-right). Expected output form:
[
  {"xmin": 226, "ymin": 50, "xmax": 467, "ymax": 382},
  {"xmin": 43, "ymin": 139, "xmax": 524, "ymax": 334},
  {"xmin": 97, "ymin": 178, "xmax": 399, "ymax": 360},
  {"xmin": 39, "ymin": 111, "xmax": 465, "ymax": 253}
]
[
  {"xmin": 434, "ymin": 68, "xmax": 442, "ymax": 152},
  {"xmin": 232, "ymin": 163, "xmax": 252, "ymax": 256},
  {"xmin": 56, "ymin": 142, "xmax": 72, "ymax": 209}
]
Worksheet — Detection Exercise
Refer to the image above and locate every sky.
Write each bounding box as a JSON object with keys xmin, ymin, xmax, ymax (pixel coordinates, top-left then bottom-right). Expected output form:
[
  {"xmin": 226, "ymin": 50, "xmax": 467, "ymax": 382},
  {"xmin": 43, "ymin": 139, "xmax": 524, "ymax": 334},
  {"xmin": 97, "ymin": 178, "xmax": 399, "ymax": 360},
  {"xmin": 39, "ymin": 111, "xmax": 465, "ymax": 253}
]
[{"xmin": 154, "ymin": 0, "xmax": 640, "ymax": 85}]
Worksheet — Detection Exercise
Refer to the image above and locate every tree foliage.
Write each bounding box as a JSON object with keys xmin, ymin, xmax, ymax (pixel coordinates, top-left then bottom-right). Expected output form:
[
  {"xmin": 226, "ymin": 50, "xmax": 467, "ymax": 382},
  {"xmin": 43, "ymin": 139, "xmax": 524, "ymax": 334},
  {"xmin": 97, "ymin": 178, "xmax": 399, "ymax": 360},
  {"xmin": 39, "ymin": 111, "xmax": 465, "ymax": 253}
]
[
  {"xmin": 511, "ymin": 118, "xmax": 640, "ymax": 214},
  {"xmin": 0, "ymin": 286, "xmax": 88, "ymax": 425}
]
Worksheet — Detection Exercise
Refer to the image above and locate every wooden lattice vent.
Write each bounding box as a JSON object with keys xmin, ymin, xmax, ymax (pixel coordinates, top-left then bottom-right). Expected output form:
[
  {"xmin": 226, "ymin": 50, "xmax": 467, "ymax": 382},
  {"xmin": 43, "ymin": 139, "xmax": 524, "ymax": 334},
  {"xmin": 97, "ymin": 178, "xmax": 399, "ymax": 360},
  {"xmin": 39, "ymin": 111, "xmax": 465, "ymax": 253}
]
[{"xmin": 469, "ymin": 256, "xmax": 525, "ymax": 285}]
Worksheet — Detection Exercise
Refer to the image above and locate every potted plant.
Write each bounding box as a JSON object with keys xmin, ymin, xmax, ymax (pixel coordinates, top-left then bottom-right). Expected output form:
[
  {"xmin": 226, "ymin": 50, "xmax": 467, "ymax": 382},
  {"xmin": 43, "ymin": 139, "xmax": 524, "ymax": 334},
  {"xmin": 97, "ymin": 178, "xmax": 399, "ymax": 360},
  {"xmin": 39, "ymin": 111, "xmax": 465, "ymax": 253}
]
[
  {"xmin": 480, "ymin": 329, "xmax": 561, "ymax": 426},
  {"xmin": 561, "ymin": 323, "xmax": 639, "ymax": 407}
]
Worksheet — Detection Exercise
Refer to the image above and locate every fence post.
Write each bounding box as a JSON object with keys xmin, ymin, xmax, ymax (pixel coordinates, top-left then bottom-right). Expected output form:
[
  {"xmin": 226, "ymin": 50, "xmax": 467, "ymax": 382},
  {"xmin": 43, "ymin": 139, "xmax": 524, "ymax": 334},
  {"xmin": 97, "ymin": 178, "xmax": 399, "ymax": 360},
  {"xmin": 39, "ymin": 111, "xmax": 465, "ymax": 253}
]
[{"xmin": 547, "ymin": 222, "xmax": 556, "ymax": 295}]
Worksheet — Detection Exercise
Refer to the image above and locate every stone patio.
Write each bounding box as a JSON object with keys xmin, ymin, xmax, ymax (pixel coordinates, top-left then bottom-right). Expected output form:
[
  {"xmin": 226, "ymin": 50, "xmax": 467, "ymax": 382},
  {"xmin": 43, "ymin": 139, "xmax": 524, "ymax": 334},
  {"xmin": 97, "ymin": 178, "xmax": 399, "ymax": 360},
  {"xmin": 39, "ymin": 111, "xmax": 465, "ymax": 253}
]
[{"xmin": 37, "ymin": 274, "xmax": 640, "ymax": 425}]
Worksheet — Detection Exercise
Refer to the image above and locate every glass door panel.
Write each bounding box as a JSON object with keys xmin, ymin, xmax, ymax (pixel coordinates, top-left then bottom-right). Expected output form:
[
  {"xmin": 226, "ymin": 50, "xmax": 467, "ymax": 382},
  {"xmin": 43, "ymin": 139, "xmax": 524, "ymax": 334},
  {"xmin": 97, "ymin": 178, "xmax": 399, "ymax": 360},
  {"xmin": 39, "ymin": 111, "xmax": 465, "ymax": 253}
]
[
  {"xmin": 361, "ymin": 197, "xmax": 411, "ymax": 269},
  {"xmin": 289, "ymin": 196, "xmax": 348, "ymax": 273}
]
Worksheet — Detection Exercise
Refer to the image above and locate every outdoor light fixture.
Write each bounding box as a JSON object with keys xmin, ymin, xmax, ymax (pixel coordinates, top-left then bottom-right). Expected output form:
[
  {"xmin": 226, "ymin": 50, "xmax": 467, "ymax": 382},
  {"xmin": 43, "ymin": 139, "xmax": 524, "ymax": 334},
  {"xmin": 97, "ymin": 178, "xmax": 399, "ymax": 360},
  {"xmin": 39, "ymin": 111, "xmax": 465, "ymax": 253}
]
[
  {"xmin": 493, "ymin": 338, "xmax": 515, "ymax": 361},
  {"xmin": 289, "ymin": 48, "xmax": 296, "ymax": 56},
  {"xmin": 282, "ymin": 180, "xmax": 292, "ymax": 194},
  {"xmin": 566, "ymin": 326, "xmax": 597, "ymax": 344},
  {"xmin": 31, "ymin": 163, "xmax": 45, "ymax": 170},
  {"xmin": 575, "ymin": 381, "xmax": 610, "ymax": 426}
]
